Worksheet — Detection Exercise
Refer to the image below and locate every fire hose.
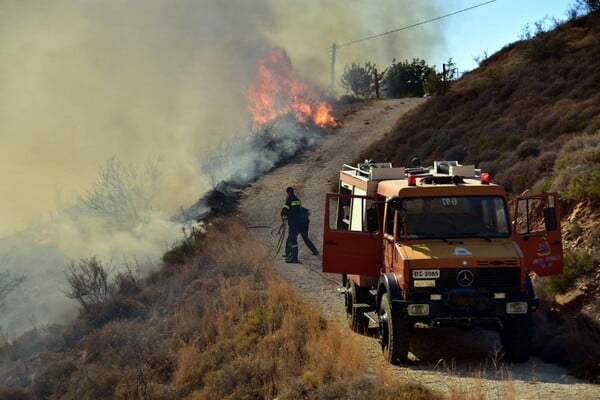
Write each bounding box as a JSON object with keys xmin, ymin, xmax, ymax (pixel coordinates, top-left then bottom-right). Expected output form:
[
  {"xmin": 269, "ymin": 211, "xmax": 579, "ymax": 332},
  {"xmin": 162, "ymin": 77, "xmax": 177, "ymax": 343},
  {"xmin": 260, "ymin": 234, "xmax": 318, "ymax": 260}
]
[
  {"xmin": 250, "ymin": 222, "xmax": 342, "ymax": 287},
  {"xmin": 272, "ymin": 221, "xmax": 286, "ymax": 260}
]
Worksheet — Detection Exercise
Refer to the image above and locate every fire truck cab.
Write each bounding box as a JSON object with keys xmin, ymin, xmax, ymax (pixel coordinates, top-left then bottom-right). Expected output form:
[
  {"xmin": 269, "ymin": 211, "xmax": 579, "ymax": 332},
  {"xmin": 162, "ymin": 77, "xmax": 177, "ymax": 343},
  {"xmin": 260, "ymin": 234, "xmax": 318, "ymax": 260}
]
[{"xmin": 322, "ymin": 160, "xmax": 563, "ymax": 364}]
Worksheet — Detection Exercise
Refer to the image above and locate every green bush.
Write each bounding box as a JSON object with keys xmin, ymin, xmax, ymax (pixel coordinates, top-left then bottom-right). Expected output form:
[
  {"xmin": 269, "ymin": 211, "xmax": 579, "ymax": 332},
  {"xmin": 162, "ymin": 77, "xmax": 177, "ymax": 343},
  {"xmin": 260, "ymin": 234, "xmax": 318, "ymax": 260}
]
[
  {"xmin": 551, "ymin": 133, "xmax": 600, "ymax": 204},
  {"xmin": 547, "ymin": 249, "xmax": 598, "ymax": 293},
  {"xmin": 381, "ymin": 58, "xmax": 434, "ymax": 98},
  {"xmin": 340, "ymin": 62, "xmax": 381, "ymax": 100}
]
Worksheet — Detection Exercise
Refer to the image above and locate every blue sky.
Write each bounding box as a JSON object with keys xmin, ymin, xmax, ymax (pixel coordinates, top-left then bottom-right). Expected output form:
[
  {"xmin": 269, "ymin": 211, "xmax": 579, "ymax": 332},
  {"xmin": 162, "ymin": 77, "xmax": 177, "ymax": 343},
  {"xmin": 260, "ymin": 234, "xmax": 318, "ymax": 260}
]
[{"xmin": 437, "ymin": 0, "xmax": 576, "ymax": 73}]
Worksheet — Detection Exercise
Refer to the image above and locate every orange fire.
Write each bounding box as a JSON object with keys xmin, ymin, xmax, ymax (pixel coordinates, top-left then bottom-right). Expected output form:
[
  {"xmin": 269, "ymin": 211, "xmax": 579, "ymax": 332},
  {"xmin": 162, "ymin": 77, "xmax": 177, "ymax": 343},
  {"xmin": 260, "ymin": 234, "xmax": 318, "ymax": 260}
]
[{"xmin": 246, "ymin": 48, "xmax": 336, "ymax": 128}]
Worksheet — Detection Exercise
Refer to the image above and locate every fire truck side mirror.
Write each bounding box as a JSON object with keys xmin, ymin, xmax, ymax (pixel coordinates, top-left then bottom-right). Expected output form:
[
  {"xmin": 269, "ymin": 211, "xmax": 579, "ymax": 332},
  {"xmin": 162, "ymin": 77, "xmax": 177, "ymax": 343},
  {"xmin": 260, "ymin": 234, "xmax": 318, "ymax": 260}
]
[
  {"xmin": 387, "ymin": 196, "xmax": 404, "ymax": 212},
  {"xmin": 543, "ymin": 207, "xmax": 557, "ymax": 231},
  {"xmin": 366, "ymin": 208, "xmax": 378, "ymax": 232}
]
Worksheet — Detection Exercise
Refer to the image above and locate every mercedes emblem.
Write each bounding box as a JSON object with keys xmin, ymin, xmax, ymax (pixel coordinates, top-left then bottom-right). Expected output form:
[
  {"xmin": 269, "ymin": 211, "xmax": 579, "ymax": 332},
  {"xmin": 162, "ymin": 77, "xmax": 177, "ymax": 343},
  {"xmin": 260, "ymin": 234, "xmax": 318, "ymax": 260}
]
[{"xmin": 457, "ymin": 269, "xmax": 475, "ymax": 287}]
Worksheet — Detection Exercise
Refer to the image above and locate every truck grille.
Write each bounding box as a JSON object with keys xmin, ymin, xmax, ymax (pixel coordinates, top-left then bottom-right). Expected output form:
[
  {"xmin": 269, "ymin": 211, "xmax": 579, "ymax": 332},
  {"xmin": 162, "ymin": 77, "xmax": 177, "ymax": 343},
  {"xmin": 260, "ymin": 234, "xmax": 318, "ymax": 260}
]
[
  {"xmin": 438, "ymin": 267, "xmax": 520, "ymax": 292},
  {"xmin": 411, "ymin": 267, "xmax": 520, "ymax": 298}
]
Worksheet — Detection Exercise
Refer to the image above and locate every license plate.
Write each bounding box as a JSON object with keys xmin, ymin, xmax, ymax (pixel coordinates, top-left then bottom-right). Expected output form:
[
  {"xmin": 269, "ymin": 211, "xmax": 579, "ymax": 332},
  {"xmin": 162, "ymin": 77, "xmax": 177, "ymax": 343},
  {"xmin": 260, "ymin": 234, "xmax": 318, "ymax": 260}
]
[{"xmin": 412, "ymin": 269, "xmax": 440, "ymax": 279}]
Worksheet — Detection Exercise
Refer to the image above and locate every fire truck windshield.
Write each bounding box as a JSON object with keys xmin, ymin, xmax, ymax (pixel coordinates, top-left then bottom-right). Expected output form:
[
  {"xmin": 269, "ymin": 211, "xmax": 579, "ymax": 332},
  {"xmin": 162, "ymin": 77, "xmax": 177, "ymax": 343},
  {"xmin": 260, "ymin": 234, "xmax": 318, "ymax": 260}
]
[{"xmin": 399, "ymin": 196, "xmax": 510, "ymax": 239}]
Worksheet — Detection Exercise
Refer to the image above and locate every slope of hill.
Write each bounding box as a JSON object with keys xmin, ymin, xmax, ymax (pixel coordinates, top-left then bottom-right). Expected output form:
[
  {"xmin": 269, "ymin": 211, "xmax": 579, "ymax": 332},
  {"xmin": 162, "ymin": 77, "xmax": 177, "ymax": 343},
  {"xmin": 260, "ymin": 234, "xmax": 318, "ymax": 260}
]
[{"xmin": 364, "ymin": 11, "xmax": 600, "ymax": 201}]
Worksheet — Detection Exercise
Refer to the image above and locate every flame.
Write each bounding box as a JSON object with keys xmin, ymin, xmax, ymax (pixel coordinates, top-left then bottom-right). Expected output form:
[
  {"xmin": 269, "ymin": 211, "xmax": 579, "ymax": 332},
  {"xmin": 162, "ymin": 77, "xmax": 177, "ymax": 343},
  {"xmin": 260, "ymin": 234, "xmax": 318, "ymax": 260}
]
[{"xmin": 246, "ymin": 48, "xmax": 336, "ymax": 128}]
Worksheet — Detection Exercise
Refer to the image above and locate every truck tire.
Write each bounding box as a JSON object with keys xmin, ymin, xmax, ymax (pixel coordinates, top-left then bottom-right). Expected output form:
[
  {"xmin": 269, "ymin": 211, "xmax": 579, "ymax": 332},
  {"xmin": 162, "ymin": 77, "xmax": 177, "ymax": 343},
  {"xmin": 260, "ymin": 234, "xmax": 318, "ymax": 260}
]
[
  {"xmin": 346, "ymin": 281, "xmax": 368, "ymax": 333},
  {"xmin": 378, "ymin": 293, "xmax": 409, "ymax": 364},
  {"xmin": 500, "ymin": 313, "xmax": 532, "ymax": 363}
]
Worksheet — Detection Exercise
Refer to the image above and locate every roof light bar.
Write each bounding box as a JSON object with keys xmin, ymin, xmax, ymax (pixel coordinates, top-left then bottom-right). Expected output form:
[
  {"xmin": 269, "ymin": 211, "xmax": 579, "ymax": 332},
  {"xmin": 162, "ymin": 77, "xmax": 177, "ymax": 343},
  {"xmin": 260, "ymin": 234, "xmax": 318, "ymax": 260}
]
[{"xmin": 481, "ymin": 172, "xmax": 490, "ymax": 184}]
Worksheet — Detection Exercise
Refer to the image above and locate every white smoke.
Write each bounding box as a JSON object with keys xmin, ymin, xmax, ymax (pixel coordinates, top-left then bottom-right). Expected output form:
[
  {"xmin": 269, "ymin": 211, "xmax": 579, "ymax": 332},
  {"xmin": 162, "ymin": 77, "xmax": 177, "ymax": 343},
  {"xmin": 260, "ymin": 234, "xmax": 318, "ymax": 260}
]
[{"xmin": 0, "ymin": 0, "xmax": 443, "ymax": 335}]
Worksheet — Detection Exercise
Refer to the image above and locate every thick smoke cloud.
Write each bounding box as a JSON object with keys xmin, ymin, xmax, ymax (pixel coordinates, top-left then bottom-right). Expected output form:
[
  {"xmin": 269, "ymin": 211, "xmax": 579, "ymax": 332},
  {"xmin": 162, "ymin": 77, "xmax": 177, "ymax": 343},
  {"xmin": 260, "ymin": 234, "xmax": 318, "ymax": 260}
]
[{"xmin": 0, "ymin": 1, "xmax": 442, "ymax": 334}]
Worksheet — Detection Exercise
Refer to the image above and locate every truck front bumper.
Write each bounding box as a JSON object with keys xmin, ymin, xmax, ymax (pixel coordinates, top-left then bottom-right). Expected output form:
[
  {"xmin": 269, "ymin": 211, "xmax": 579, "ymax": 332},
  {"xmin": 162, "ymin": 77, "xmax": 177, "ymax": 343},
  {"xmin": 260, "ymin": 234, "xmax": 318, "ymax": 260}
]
[{"xmin": 392, "ymin": 295, "xmax": 539, "ymax": 329}]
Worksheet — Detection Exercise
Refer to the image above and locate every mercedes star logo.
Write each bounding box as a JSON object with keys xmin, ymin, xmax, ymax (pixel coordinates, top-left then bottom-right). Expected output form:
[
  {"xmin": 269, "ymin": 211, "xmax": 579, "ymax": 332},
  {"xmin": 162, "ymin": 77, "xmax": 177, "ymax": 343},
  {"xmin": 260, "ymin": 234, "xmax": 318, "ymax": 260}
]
[{"xmin": 457, "ymin": 270, "xmax": 475, "ymax": 287}]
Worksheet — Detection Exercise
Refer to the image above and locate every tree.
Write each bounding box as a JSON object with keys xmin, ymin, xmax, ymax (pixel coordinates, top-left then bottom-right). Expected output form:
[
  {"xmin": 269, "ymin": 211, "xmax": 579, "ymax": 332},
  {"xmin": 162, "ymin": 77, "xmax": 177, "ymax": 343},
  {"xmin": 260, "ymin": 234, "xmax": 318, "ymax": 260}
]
[
  {"xmin": 79, "ymin": 157, "xmax": 161, "ymax": 230},
  {"xmin": 381, "ymin": 58, "xmax": 434, "ymax": 98},
  {"xmin": 423, "ymin": 70, "xmax": 440, "ymax": 97},
  {"xmin": 64, "ymin": 257, "xmax": 110, "ymax": 311},
  {"xmin": 340, "ymin": 62, "xmax": 381, "ymax": 100},
  {"xmin": 577, "ymin": 0, "xmax": 600, "ymax": 12}
]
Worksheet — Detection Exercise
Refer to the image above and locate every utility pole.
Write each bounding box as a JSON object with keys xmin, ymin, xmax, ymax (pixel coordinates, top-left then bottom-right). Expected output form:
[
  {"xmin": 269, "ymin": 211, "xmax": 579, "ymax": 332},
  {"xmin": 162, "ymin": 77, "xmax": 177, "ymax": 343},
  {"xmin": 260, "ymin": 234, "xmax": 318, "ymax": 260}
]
[
  {"xmin": 374, "ymin": 68, "xmax": 380, "ymax": 99},
  {"xmin": 442, "ymin": 63, "xmax": 447, "ymax": 95},
  {"xmin": 330, "ymin": 43, "xmax": 337, "ymax": 95}
]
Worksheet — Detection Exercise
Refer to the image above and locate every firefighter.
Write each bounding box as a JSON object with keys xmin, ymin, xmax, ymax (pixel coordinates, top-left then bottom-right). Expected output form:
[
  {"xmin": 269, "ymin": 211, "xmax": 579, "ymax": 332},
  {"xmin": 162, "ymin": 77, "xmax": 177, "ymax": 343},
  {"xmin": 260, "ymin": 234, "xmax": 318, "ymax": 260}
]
[
  {"xmin": 298, "ymin": 206, "xmax": 319, "ymax": 256},
  {"xmin": 281, "ymin": 186, "xmax": 302, "ymax": 263}
]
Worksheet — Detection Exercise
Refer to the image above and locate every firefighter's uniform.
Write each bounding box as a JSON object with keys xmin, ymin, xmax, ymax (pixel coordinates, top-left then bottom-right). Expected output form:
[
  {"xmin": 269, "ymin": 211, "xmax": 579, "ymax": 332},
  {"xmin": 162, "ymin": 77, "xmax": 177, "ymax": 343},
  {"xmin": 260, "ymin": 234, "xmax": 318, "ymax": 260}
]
[{"xmin": 281, "ymin": 191, "xmax": 302, "ymax": 263}]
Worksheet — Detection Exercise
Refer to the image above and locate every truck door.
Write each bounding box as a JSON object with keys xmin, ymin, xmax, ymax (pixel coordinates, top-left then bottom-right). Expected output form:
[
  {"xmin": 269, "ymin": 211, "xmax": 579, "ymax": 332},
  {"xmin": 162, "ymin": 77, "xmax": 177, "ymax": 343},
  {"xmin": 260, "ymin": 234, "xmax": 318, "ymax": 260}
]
[
  {"xmin": 322, "ymin": 193, "xmax": 382, "ymax": 276},
  {"xmin": 513, "ymin": 192, "xmax": 563, "ymax": 276}
]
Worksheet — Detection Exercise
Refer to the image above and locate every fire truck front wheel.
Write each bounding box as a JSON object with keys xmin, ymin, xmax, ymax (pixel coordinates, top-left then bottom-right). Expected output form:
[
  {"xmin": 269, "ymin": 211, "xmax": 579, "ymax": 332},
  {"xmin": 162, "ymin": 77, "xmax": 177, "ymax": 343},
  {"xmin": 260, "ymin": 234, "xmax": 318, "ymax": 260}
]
[
  {"xmin": 500, "ymin": 313, "xmax": 532, "ymax": 363},
  {"xmin": 378, "ymin": 293, "xmax": 409, "ymax": 364}
]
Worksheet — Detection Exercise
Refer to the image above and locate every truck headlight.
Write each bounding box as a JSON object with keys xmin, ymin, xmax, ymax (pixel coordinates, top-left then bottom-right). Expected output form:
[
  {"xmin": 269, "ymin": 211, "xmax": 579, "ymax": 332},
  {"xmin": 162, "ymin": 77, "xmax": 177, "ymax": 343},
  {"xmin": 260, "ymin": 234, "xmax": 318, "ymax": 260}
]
[
  {"xmin": 407, "ymin": 304, "xmax": 430, "ymax": 316},
  {"xmin": 506, "ymin": 301, "xmax": 528, "ymax": 314}
]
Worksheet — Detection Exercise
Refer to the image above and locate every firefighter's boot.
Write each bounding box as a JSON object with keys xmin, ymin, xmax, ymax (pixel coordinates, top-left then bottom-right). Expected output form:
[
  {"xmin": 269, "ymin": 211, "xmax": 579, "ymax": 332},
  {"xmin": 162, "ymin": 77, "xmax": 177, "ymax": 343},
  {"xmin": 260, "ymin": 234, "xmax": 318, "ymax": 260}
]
[{"xmin": 286, "ymin": 245, "xmax": 299, "ymax": 263}]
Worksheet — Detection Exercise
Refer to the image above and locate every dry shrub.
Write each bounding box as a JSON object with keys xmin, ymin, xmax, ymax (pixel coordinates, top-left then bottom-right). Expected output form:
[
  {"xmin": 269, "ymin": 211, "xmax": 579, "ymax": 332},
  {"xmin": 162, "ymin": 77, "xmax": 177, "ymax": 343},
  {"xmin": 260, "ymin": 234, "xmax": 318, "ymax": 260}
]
[
  {"xmin": 4, "ymin": 326, "xmax": 61, "ymax": 361},
  {"xmin": 201, "ymin": 217, "xmax": 269, "ymax": 277},
  {"xmin": 378, "ymin": 382, "xmax": 443, "ymax": 400},
  {"xmin": 306, "ymin": 325, "xmax": 367, "ymax": 383},
  {"xmin": 172, "ymin": 342, "xmax": 203, "ymax": 388},
  {"xmin": 31, "ymin": 359, "xmax": 76, "ymax": 399},
  {"xmin": 162, "ymin": 226, "xmax": 206, "ymax": 265},
  {"xmin": 172, "ymin": 278, "xmax": 219, "ymax": 344},
  {"xmin": 70, "ymin": 320, "xmax": 175, "ymax": 399}
]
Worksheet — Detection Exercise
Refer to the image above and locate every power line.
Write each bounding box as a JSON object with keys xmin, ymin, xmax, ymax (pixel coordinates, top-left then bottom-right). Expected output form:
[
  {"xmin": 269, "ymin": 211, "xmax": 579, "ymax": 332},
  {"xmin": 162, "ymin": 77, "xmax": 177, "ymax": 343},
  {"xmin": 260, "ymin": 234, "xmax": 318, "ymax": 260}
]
[{"xmin": 338, "ymin": 0, "xmax": 496, "ymax": 48}]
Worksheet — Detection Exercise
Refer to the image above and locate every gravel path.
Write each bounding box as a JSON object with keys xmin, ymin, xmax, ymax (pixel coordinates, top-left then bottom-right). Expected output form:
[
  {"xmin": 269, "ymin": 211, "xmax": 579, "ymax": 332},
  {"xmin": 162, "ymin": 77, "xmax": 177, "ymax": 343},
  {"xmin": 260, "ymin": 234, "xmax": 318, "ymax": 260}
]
[{"xmin": 238, "ymin": 98, "xmax": 598, "ymax": 399}]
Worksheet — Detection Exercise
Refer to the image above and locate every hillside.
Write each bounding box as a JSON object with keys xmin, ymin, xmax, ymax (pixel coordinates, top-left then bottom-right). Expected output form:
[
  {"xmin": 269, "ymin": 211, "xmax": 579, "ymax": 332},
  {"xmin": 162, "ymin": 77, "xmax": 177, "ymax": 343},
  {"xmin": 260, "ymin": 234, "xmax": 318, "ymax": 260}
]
[{"xmin": 364, "ymin": 11, "xmax": 600, "ymax": 202}]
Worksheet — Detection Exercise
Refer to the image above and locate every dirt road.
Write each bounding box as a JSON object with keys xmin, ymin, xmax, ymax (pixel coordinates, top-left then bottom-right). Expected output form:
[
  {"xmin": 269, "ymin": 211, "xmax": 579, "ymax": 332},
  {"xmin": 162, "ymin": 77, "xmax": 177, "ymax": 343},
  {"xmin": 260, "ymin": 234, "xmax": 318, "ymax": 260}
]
[{"xmin": 238, "ymin": 98, "xmax": 596, "ymax": 399}]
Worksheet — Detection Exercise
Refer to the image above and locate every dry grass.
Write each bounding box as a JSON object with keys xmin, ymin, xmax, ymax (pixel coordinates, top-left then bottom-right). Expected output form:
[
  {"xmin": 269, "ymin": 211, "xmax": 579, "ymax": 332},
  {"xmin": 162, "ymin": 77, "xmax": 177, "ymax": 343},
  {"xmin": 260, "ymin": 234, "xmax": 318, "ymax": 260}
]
[
  {"xmin": 0, "ymin": 215, "xmax": 527, "ymax": 398},
  {"xmin": 0, "ymin": 217, "xmax": 393, "ymax": 399}
]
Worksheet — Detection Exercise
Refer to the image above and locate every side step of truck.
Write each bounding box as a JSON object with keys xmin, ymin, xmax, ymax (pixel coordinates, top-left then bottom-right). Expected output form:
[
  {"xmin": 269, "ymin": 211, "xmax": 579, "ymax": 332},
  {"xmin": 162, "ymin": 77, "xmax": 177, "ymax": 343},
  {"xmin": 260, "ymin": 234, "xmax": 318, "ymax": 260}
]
[{"xmin": 365, "ymin": 311, "xmax": 379, "ymax": 324}]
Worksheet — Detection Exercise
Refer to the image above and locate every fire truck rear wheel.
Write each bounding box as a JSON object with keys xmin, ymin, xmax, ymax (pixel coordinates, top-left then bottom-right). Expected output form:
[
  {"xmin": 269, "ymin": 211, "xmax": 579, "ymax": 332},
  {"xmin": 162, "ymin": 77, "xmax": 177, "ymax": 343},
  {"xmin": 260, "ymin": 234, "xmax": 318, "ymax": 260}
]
[
  {"xmin": 500, "ymin": 313, "xmax": 532, "ymax": 363},
  {"xmin": 379, "ymin": 293, "xmax": 409, "ymax": 364}
]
